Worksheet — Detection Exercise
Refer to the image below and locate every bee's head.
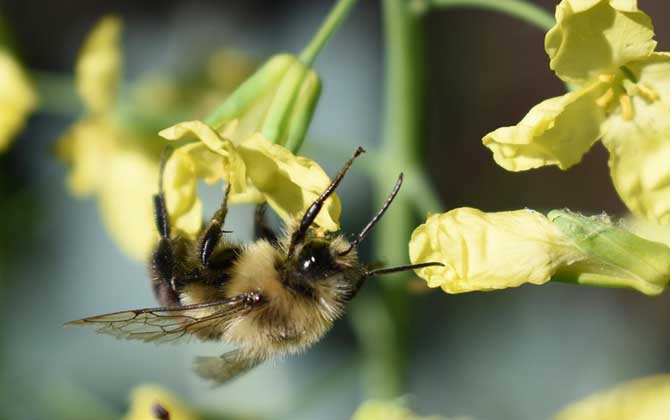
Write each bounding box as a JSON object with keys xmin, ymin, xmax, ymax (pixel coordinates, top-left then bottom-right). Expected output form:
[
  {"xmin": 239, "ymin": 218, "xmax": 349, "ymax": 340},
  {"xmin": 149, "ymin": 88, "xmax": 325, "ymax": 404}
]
[
  {"xmin": 290, "ymin": 236, "xmax": 360, "ymax": 283},
  {"xmin": 284, "ymin": 147, "xmax": 442, "ymax": 297}
]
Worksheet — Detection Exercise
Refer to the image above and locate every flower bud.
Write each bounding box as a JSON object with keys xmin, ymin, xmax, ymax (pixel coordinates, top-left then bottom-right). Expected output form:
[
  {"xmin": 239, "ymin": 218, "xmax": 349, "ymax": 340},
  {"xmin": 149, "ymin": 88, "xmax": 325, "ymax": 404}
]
[{"xmin": 204, "ymin": 54, "xmax": 321, "ymax": 151}]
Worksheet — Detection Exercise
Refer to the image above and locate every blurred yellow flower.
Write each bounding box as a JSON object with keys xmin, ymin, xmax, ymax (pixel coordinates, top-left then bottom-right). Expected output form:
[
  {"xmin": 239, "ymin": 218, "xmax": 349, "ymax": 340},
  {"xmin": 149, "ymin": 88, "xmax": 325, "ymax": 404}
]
[
  {"xmin": 483, "ymin": 0, "xmax": 670, "ymax": 224},
  {"xmin": 0, "ymin": 48, "xmax": 37, "ymax": 152},
  {"xmin": 409, "ymin": 208, "xmax": 670, "ymax": 294},
  {"xmin": 57, "ymin": 16, "xmax": 254, "ymax": 260},
  {"xmin": 351, "ymin": 399, "xmax": 443, "ymax": 420},
  {"xmin": 409, "ymin": 208, "xmax": 583, "ymax": 293},
  {"xmin": 76, "ymin": 16, "xmax": 121, "ymax": 114},
  {"xmin": 124, "ymin": 385, "xmax": 198, "ymax": 420},
  {"xmin": 554, "ymin": 374, "xmax": 670, "ymax": 420},
  {"xmin": 56, "ymin": 16, "xmax": 163, "ymax": 261},
  {"xmin": 160, "ymin": 119, "xmax": 341, "ymax": 237}
]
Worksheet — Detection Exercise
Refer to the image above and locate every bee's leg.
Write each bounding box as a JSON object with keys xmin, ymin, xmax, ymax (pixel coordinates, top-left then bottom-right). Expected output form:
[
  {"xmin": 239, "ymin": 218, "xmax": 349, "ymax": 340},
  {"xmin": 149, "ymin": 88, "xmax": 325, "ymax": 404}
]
[
  {"xmin": 254, "ymin": 204, "xmax": 277, "ymax": 244},
  {"xmin": 200, "ymin": 184, "xmax": 231, "ymax": 267},
  {"xmin": 151, "ymin": 149, "xmax": 180, "ymax": 306},
  {"xmin": 152, "ymin": 192, "xmax": 179, "ymax": 306}
]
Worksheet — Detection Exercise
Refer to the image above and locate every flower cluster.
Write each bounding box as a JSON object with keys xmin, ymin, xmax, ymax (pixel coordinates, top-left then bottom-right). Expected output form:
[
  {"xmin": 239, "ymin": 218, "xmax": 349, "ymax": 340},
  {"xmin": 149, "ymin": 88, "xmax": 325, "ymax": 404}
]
[
  {"xmin": 56, "ymin": 17, "xmax": 255, "ymax": 260},
  {"xmin": 410, "ymin": 0, "xmax": 670, "ymax": 296},
  {"xmin": 160, "ymin": 53, "xmax": 340, "ymax": 238},
  {"xmin": 483, "ymin": 0, "xmax": 670, "ymax": 224}
]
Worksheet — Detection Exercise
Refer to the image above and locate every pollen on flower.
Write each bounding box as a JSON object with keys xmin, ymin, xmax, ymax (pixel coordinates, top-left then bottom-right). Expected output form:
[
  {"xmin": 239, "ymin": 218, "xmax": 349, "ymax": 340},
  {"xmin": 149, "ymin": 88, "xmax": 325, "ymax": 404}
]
[
  {"xmin": 597, "ymin": 74, "xmax": 615, "ymax": 83},
  {"xmin": 595, "ymin": 88, "xmax": 614, "ymax": 109},
  {"xmin": 619, "ymin": 94, "xmax": 634, "ymax": 120},
  {"xmin": 636, "ymin": 83, "xmax": 659, "ymax": 102}
]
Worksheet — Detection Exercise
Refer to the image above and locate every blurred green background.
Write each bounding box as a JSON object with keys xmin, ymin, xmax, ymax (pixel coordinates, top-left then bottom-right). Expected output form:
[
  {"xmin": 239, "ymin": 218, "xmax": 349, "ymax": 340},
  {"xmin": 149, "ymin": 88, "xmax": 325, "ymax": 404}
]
[{"xmin": 0, "ymin": 1, "xmax": 668, "ymax": 419}]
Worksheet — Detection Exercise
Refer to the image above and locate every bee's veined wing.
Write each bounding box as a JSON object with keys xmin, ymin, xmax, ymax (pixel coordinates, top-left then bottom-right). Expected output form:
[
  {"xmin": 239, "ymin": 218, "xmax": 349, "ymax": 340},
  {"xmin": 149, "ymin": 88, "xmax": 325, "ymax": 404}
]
[
  {"xmin": 194, "ymin": 349, "xmax": 265, "ymax": 385},
  {"xmin": 65, "ymin": 297, "xmax": 252, "ymax": 344}
]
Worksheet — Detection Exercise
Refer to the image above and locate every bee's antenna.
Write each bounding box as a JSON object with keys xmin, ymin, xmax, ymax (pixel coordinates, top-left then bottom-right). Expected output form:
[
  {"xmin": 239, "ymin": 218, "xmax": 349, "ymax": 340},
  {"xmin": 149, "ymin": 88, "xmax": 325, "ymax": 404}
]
[
  {"xmin": 364, "ymin": 262, "xmax": 444, "ymax": 277},
  {"xmin": 287, "ymin": 147, "xmax": 366, "ymax": 259},
  {"xmin": 340, "ymin": 173, "xmax": 403, "ymax": 256}
]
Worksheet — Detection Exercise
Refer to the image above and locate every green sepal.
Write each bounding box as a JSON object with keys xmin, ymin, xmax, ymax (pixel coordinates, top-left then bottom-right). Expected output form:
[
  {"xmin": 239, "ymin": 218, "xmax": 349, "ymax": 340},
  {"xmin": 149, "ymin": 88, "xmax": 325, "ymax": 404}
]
[{"xmin": 549, "ymin": 209, "xmax": 670, "ymax": 295}]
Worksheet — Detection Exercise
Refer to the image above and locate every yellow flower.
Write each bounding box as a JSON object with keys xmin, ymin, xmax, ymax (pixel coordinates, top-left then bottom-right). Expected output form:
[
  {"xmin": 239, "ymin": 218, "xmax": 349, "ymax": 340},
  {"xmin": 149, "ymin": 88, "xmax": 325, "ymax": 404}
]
[
  {"xmin": 351, "ymin": 399, "xmax": 444, "ymax": 420},
  {"xmin": 554, "ymin": 374, "xmax": 670, "ymax": 420},
  {"xmin": 0, "ymin": 49, "xmax": 37, "ymax": 152},
  {"xmin": 76, "ymin": 16, "xmax": 121, "ymax": 114},
  {"xmin": 158, "ymin": 51, "xmax": 334, "ymax": 235},
  {"xmin": 483, "ymin": 0, "xmax": 670, "ymax": 224},
  {"xmin": 159, "ymin": 119, "xmax": 341, "ymax": 237},
  {"xmin": 124, "ymin": 385, "xmax": 198, "ymax": 420},
  {"xmin": 622, "ymin": 214, "xmax": 670, "ymax": 245},
  {"xmin": 56, "ymin": 17, "xmax": 254, "ymax": 260},
  {"xmin": 409, "ymin": 208, "xmax": 583, "ymax": 293},
  {"xmin": 409, "ymin": 208, "xmax": 670, "ymax": 295},
  {"xmin": 56, "ymin": 16, "xmax": 162, "ymax": 261}
]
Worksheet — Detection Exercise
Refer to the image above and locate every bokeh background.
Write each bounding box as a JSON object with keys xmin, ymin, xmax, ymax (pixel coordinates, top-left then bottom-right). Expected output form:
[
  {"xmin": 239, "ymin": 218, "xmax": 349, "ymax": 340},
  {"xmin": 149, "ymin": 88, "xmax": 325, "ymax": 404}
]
[{"xmin": 1, "ymin": 0, "xmax": 668, "ymax": 419}]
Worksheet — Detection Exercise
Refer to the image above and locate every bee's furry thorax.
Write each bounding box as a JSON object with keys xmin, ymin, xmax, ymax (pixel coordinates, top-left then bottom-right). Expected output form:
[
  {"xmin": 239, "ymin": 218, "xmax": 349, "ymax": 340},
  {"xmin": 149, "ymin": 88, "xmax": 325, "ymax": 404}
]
[{"xmin": 170, "ymin": 225, "xmax": 364, "ymax": 359}]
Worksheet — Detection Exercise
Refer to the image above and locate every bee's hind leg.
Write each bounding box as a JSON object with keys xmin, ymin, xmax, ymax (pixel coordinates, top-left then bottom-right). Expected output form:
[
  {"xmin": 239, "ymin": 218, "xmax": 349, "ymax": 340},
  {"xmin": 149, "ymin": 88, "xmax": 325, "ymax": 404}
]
[
  {"xmin": 200, "ymin": 184, "xmax": 232, "ymax": 267},
  {"xmin": 254, "ymin": 204, "xmax": 278, "ymax": 244},
  {"xmin": 151, "ymin": 149, "xmax": 179, "ymax": 305}
]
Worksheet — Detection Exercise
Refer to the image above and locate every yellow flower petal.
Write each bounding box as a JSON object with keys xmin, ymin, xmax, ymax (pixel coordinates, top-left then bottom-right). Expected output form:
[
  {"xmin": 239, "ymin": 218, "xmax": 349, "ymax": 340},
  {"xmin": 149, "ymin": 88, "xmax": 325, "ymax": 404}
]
[
  {"xmin": 238, "ymin": 133, "xmax": 340, "ymax": 231},
  {"xmin": 409, "ymin": 208, "xmax": 583, "ymax": 293},
  {"xmin": 55, "ymin": 118, "xmax": 118, "ymax": 195},
  {"xmin": 554, "ymin": 374, "xmax": 670, "ymax": 420},
  {"xmin": 76, "ymin": 16, "xmax": 122, "ymax": 114},
  {"xmin": 482, "ymin": 83, "xmax": 607, "ymax": 171},
  {"xmin": 0, "ymin": 49, "xmax": 37, "ymax": 152},
  {"xmin": 601, "ymin": 53, "xmax": 670, "ymax": 224},
  {"xmin": 622, "ymin": 214, "xmax": 670, "ymax": 245},
  {"xmin": 545, "ymin": 0, "xmax": 656, "ymax": 84},
  {"xmin": 124, "ymin": 385, "xmax": 198, "ymax": 420},
  {"xmin": 56, "ymin": 118, "xmax": 165, "ymax": 260},
  {"xmin": 97, "ymin": 148, "xmax": 160, "ymax": 260},
  {"xmin": 160, "ymin": 120, "xmax": 340, "ymax": 231},
  {"xmin": 160, "ymin": 120, "xmax": 250, "ymax": 195},
  {"xmin": 162, "ymin": 143, "xmax": 209, "ymax": 239}
]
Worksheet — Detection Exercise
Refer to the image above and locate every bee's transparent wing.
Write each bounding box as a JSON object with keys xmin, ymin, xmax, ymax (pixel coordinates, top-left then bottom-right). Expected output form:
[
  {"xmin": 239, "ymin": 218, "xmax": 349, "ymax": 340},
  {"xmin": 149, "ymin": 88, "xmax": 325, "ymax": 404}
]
[
  {"xmin": 65, "ymin": 297, "xmax": 250, "ymax": 344},
  {"xmin": 194, "ymin": 349, "xmax": 265, "ymax": 385}
]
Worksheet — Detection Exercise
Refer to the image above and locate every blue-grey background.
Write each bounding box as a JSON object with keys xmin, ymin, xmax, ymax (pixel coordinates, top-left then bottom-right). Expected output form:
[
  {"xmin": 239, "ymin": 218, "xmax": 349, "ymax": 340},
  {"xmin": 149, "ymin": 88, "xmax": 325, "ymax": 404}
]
[{"xmin": 0, "ymin": 1, "xmax": 668, "ymax": 419}]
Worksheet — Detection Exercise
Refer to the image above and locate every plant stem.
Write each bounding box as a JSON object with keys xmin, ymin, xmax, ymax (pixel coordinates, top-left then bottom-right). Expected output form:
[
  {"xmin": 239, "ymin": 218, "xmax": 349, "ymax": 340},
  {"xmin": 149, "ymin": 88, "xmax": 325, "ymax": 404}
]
[
  {"xmin": 424, "ymin": 0, "xmax": 555, "ymax": 31},
  {"xmin": 299, "ymin": 0, "xmax": 359, "ymax": 66},
  {"xmin": 351, "ymin": 0, "xmax": 426, "ymax": 399}
]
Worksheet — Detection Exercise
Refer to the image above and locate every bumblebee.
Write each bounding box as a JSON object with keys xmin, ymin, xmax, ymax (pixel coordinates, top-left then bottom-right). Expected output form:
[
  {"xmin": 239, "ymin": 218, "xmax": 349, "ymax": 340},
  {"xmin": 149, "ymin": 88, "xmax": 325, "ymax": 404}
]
[{"xmin": 68, "ymin": 147, "xmax": 441, "ymax": 384}]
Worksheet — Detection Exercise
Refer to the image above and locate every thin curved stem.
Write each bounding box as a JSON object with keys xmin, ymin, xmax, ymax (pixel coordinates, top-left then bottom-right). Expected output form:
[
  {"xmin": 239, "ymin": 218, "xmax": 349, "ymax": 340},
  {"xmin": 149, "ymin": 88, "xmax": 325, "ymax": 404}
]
[
  {"xmin": 299, "ymin": 0, "xmax": 359, "ymax": 66},
  {"xmin": 424, "ymin": 0, "xmax": 555, "ymax": 31}
]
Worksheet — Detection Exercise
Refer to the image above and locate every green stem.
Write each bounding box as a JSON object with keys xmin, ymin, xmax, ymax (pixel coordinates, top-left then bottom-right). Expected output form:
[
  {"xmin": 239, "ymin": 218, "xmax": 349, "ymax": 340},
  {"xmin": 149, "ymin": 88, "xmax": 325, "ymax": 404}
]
[
  {"xmin": 299, "ymin": 0, "xmax": 359, "ymax": 66},
  {"xmin": 350, "ymin": 0, "xmax": 426, "ymax": 399},
  {"xmin": 424, "ymin": 0, "xmax": 555, "ymax": 31}
]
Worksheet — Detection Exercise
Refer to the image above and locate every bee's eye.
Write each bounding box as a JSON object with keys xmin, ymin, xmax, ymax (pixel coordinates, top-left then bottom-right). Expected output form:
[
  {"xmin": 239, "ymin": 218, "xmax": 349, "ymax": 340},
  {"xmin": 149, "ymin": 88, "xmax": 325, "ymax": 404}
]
[{"xmin": 297, "ymin": 241, "xmax": 333, "ymax": 274}]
